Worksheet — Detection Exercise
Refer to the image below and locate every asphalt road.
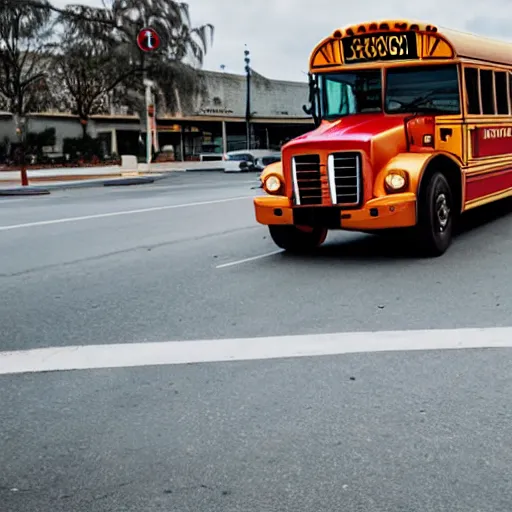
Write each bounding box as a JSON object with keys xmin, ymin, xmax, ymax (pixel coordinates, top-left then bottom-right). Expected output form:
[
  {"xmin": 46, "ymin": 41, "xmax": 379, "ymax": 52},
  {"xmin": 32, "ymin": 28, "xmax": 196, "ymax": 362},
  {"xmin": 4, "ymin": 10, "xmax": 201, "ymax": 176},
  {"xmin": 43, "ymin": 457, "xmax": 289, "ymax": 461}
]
[{"xmin": 2, "ymin": 171, "xmax": 512, "ymax": 511}]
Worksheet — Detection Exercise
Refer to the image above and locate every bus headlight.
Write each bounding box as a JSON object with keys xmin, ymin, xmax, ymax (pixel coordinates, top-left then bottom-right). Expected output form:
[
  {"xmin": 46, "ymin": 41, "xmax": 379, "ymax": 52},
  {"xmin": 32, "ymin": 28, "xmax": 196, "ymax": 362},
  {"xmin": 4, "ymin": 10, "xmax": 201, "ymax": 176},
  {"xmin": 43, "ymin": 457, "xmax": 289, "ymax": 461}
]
[
  {"xmin": 384, "ymin": 171, "xmax": 408, "ymax": 193},
  {"xmin": 263, "ymin": 174, "xmax": 283, "ymax": 194}
]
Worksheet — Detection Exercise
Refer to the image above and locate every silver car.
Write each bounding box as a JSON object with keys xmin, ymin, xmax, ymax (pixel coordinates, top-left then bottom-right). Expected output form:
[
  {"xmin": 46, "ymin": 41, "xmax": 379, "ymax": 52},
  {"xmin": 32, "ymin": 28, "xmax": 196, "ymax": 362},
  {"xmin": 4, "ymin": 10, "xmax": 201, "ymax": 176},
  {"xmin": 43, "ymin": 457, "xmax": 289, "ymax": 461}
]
[{"xmin": 223, "ymin": 150, "xmax": 281, "ymax": 173}]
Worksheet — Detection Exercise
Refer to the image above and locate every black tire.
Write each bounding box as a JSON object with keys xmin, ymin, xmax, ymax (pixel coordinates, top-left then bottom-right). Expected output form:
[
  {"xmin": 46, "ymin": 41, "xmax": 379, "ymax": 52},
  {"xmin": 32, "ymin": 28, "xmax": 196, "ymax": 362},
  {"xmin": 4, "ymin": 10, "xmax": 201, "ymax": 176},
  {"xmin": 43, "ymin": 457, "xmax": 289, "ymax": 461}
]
[
  {"xmin": 269, "ymin": 225, "xmax": 327, "ymax": 253},
  {"xmin": 416, "ymin": 171, "xmax": 454, "ymax": 257}
]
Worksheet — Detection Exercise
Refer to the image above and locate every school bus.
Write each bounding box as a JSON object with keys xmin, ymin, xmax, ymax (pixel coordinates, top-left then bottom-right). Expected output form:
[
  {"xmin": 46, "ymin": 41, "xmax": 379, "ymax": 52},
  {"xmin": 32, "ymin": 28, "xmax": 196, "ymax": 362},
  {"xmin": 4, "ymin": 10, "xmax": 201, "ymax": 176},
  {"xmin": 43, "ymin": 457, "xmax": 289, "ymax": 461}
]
[{"xmin": 255, "ymin": 20, "xmax": 512, "ymax": 256}]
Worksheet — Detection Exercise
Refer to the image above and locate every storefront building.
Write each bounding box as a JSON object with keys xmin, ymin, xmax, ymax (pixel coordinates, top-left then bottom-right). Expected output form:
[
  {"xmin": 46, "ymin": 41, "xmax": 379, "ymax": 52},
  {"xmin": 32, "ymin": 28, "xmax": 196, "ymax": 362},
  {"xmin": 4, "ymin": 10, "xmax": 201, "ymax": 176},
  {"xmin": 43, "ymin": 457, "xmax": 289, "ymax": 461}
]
[{"xmin": 0, "ymin": 69, "xmax": 314, "ymax": 162}]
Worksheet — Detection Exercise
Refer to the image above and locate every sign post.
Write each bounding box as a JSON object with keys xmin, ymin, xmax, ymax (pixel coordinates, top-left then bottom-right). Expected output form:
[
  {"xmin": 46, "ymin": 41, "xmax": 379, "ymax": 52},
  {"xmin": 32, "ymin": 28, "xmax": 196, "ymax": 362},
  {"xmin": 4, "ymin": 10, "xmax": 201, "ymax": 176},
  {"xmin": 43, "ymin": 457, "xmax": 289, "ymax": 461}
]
[
  {"xmin": 137, "ymin": 28, "xmax": 160, "ymax": 170},
  {"xmin": 144, "ymin": 80, "xmax": 154, "ymax": 167}
]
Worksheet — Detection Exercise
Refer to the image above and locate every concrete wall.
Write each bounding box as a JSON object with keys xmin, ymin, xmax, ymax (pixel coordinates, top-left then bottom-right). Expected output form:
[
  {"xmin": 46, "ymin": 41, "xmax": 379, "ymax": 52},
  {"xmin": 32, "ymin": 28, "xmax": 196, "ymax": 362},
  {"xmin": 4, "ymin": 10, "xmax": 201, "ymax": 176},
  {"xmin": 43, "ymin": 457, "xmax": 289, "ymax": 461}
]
[
  {"xmin": 0, "ymin": 116, "xmax": 14, "ymax": 143},
  {"xmin": 0, "ymin": 115, "xmax": 141, "ymax": 155},
  {"xmin": 176, "ymin": 70, "xmax": 310, "ymax": 119},
  {"xmin": 93, "ymin": 119, "xmax": 141, "ymax": 133},
  {"xmin": 28, "ymin": 116, "xmax": 82, "ymax": 152}
]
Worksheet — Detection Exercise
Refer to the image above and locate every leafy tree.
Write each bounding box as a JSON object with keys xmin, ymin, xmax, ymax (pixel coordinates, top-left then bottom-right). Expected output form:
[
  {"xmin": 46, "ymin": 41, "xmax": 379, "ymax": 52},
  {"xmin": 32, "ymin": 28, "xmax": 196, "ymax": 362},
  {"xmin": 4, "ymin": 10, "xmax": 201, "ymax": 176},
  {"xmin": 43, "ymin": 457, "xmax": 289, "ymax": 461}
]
[{"xmin": 61, "ymin": 0, "xmax": 214, "ymax": 116}]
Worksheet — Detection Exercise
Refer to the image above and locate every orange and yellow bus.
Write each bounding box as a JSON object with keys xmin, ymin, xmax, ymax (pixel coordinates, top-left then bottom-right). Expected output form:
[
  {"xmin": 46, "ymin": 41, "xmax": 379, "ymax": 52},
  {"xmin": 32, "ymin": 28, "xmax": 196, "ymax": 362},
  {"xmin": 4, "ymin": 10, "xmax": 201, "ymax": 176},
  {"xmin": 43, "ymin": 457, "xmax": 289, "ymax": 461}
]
[{"xmin": 255, "ymin": 20, "xmax": 512, "ymax": 256}]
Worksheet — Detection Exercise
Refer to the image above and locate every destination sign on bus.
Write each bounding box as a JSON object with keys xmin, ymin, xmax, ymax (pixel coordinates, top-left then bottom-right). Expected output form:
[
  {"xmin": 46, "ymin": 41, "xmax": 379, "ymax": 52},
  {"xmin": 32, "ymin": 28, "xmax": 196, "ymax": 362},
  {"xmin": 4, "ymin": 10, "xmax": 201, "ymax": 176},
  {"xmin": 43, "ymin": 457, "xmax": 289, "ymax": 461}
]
[
  {"xmin": 472, "ymin": 126, "xmax": 512, "ymax": 158},
  {"xmin": 342, "ymin": 32, "xmax": 418, "ymax": 64}
]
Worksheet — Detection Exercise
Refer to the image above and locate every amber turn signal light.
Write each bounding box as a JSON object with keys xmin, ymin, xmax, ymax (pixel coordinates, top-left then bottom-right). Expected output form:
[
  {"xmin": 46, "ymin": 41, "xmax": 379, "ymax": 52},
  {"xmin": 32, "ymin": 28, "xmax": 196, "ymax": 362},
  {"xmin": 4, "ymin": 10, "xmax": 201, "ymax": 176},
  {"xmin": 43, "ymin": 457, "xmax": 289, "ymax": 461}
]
[{"xmin": 423, "ymin": 134, "xmax": 434, "ymax": 147}]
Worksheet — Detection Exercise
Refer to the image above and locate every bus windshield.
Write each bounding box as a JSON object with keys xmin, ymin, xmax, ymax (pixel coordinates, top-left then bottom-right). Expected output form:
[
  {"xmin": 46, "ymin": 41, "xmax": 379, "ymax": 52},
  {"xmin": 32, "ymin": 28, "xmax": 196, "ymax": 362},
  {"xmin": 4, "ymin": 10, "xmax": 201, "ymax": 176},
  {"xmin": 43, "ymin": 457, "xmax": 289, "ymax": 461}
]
[
  {"xmin": 385, "ymin": 64, "xmax": 460, "ymax": 114},
  {"xmin": 320, "ymin": 64, "xmax": 460, "ymax": 119},
  {"xmin": 321, "ymin": 70, "xmax": 382, "ymax": 119}
]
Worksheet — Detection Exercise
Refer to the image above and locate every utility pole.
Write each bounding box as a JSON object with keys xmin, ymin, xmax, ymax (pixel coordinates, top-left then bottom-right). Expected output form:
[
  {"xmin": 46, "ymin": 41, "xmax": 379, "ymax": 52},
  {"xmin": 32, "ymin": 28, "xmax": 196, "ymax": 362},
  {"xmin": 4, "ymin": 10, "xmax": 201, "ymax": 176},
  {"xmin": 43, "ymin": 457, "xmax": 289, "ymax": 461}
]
[
  {"xmin": 144, "ymin": 78, "xmax": 154, "ymax": 166},
  {"xmin": 244, "ymin": 46, "xmax": 251, "ymax": 150}
]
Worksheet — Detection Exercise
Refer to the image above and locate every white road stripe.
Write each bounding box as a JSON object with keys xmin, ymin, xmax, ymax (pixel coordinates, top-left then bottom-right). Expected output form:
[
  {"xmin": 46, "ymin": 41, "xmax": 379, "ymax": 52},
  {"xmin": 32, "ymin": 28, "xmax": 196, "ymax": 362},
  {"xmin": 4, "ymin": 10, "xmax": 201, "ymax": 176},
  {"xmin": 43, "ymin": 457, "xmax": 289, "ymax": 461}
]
[
  {"xmin": 0, "ymin": 198, "xmax": 44, "ymax": 204},
  {"xmin": 0, "ymin": 196, "xmax": 251, "ymax": 232},
  {"xmin": 2, "ymin": 327, "xmax": 512, "ymax": 376},
  {"xmin": 216, "ymin": 249, "xmax": 284, "ymax": 268}
]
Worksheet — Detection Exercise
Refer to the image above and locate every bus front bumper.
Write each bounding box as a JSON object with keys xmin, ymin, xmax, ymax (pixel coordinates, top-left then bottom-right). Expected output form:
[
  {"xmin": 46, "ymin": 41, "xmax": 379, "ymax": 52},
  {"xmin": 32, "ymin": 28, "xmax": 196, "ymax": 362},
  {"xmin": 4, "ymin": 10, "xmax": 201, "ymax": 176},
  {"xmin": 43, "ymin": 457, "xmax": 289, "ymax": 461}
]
[{"xmin": 254, "ymin": 193, "xmax": 417, "ymax": 230}]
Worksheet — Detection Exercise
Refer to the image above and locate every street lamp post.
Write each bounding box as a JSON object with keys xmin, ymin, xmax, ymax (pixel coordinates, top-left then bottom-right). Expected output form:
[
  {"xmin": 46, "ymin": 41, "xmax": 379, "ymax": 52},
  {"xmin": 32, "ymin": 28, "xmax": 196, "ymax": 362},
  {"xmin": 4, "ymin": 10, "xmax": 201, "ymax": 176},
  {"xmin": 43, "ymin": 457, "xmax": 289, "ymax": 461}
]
[
  {"xmin": 244, "ymin": 47, "xmax": 251, "ymax": 150},
  {"xmin": 137, "ymin": 27, "xmax": 160, "ymax": 170}
]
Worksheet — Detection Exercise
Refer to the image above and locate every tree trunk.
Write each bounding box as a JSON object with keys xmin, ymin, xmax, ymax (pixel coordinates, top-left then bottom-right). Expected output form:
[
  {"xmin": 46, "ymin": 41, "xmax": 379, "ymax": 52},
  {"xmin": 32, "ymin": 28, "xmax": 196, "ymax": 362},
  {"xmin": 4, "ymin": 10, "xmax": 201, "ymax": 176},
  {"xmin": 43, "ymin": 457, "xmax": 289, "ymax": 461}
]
[
  {"xmin": 14, "ymin": 114, "xmax": 29, "ymax": 186},
  {"xmin": 20, "ymin": 146, "xmax": 29, "ymax": 187},
  {"xmin": 80, "ymin": 119, "xmax": 88, "ymax": 139}
]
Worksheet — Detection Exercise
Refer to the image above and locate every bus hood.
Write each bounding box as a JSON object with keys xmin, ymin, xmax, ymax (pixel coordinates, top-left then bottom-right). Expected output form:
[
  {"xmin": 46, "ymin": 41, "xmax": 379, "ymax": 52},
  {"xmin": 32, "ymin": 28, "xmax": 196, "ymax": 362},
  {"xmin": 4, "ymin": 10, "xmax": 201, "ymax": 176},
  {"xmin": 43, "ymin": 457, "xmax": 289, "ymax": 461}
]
[
  {"xmin": 281, "ymin": 113, "xmax": 410, "ymax": 199},
  {"xmin": 285, "ymin": 113, "xmax": 409, "ymax": 149}
]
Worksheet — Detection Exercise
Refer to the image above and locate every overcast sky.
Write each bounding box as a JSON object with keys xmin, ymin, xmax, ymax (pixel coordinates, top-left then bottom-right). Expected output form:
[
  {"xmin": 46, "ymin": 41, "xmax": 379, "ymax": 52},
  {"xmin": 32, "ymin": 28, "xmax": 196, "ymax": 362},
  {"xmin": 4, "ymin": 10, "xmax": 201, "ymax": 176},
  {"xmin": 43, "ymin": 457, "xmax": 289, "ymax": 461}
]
[{"xmin": 52, "ymin": 0, "xmax": 512, "ymax": 82}]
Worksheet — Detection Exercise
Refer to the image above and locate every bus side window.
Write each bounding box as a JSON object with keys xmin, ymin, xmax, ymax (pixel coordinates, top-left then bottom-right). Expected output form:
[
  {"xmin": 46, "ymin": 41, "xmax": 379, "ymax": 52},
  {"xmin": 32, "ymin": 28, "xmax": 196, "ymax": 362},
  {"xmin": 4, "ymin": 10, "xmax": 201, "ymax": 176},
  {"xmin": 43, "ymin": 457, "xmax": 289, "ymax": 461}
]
[
  {"xmin": 509, "ymin": 73, "xmax": 512, "ymax": 112},
  {"xmin": 494, "ymin": 71, "xmax": 509, "ymax": 115},
  {"xmin": 464, "ymin": 67, "xmax": 480, "ymax": 114},
  {"xmin": 480, "ymin": 69, "xmax": 495, "ymax": 115}
]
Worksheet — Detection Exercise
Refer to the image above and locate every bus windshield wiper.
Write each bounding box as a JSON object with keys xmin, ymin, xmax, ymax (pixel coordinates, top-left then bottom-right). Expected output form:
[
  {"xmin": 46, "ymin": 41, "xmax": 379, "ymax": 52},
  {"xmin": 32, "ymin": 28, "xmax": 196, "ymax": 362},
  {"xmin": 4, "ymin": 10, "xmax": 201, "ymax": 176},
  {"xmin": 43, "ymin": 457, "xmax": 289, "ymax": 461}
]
[
  {"xmin": 388, "ymin": 87, "xmax": 457, "ymax": 113},
  {"xmin": 391, "ymin": 105, "xmax": 453, "ymax": 114}
]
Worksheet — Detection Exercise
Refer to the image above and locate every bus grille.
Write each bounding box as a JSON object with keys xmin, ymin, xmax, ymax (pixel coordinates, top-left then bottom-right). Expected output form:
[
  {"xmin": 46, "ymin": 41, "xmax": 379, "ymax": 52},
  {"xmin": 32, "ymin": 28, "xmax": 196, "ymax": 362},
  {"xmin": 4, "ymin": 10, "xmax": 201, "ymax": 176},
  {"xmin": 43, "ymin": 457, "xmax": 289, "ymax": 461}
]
[
  {"xmin": 327, "ymin": 152, "xmax": 361, "ymax": 206},
  {"xmin": 292, "ymin": 154, "xmax": 322, "ymax": 205}
]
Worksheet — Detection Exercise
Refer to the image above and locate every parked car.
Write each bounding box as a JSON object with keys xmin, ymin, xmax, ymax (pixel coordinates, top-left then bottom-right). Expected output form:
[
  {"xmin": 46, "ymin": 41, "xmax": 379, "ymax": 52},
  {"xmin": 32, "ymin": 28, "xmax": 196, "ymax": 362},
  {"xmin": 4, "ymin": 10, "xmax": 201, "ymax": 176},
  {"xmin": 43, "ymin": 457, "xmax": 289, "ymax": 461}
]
[{"xmin": 223, "ymin": 150, "xmax": 281, "ymax": 173}]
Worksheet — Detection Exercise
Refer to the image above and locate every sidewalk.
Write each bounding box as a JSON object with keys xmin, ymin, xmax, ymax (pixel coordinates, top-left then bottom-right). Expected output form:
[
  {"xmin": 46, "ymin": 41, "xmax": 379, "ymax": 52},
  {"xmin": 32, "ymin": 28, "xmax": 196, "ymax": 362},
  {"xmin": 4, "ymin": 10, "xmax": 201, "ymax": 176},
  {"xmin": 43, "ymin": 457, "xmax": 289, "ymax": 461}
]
[{"xmin": 0, "ymin": 161, "xmax": 225, "ymax": 193}]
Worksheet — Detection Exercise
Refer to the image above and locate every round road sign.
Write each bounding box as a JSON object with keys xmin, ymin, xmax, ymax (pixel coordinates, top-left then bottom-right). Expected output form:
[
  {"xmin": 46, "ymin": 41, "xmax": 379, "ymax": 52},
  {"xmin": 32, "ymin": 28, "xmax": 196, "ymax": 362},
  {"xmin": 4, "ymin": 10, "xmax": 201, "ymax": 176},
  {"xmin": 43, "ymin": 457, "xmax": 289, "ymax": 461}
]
[{"xmin": 137, "ymin": 28, "xmax": 160, "ymax": 52}]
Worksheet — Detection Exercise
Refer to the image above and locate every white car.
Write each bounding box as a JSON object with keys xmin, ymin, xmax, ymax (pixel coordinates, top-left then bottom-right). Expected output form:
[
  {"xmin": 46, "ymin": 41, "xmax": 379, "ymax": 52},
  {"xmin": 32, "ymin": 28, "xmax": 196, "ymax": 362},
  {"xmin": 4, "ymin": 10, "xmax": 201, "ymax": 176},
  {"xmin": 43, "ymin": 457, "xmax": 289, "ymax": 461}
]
[{"xmin": 223, "ymin": 150, "xmax": 281, "ymax": 173}]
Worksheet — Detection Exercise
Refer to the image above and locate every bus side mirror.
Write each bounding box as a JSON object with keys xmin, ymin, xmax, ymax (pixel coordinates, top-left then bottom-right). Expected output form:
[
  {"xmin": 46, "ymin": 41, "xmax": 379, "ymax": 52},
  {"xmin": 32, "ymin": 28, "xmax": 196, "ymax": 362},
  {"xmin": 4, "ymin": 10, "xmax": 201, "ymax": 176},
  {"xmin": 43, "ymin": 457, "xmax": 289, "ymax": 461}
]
[{"xmin": 306, "ymin": 73, "xmax": 321, "ymax": 127}]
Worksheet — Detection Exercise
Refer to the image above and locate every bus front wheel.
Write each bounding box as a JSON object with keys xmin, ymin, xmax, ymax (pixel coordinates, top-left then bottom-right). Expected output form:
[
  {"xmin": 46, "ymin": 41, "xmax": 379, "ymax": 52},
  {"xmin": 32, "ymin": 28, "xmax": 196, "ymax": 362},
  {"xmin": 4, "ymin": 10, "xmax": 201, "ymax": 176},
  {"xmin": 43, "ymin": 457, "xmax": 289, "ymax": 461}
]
[
  {"xmin": 416, "ymin": 171, "xmax": 454, "ymax": 257},
  {"xmin": 269, "ymin": 225, "xmax": 327, "ymax": 253}
]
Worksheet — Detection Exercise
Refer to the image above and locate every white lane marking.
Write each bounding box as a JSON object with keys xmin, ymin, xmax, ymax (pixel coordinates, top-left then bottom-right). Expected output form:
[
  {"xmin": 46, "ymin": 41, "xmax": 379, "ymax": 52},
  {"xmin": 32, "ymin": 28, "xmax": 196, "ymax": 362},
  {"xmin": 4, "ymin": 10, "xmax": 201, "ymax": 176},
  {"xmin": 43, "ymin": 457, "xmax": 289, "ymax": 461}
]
[
  {"xmin": 216, "ymin": 249, "xmax": 284, "ymax": 269},
  {"xmin": 0, "ymin": 196, "xmax": 251, "ymax": 232},
  {"xmin": 0, "ymin": 198, "xmax": 38, "ymax": 204},
  {"xmin": 2, "ymin": 327, "xmax": 512, "ymax": 376}
]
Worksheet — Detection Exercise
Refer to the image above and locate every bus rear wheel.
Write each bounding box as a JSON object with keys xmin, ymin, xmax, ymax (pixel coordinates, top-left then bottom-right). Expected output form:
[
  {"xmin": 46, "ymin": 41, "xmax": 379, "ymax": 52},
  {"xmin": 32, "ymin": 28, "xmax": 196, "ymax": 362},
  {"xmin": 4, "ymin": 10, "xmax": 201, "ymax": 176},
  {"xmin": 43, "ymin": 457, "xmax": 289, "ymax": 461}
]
[
  {"xmin": 269, "ymin": 225, "xmax": 327, "ymax": 253},
  {"xmin": 416, "ymin": 171, "xmax": 454, "ymax": 257}
]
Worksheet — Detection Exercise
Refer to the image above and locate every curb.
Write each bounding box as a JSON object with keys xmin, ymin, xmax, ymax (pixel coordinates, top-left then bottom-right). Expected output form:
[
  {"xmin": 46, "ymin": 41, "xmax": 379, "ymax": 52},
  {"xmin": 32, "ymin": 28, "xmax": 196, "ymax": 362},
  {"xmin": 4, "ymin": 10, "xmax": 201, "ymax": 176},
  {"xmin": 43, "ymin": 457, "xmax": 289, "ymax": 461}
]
[
  {"xmin": 0, "ymin": 187, "xmax": 51, "ymax": 196},
  {"xmin": 103, "ymin": 177, "xmax": 155, "ymax": 187},
  {"xmin": 184, "ymin": 167, "xmax": 225, "ymax": 172},
  {"xmin": 0, "ymin": 175, "xmax": 165, "ymax": 192}
]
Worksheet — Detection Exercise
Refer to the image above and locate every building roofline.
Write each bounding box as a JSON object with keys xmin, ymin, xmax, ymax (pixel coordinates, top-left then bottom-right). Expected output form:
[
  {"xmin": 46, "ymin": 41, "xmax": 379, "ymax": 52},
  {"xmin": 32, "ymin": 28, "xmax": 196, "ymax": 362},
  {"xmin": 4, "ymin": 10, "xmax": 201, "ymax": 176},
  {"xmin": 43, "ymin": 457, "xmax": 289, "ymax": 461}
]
[
  {"xmin": 0, "ymin": 111, "xmax": 313, "ymax": 124},
  {"xmin": 200, "ymin": 68, "xmax": 308, "ymax": 86}
]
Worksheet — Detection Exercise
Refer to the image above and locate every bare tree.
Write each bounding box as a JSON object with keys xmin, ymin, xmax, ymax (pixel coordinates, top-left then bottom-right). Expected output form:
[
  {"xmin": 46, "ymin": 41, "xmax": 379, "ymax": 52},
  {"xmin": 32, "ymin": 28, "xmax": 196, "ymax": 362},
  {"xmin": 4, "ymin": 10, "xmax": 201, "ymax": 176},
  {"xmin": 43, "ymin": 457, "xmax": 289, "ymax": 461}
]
[
  {"xmin": 0, "ymin": 0, "xmax": 54, "ymax": 183},
  {"xmin": 2, "ymin": 0, "xmax": 117, "ymax": 27},
  {"xmin": 0, "ymin": 0, "xmax": 214, "ymax": 172},
  {"xmin": 1, "ymin": 0, "xmax": 214, "ymax": 117},
  {"xmin": 52, "ymin": 28, "xmax": 138, "ymax": 138}
]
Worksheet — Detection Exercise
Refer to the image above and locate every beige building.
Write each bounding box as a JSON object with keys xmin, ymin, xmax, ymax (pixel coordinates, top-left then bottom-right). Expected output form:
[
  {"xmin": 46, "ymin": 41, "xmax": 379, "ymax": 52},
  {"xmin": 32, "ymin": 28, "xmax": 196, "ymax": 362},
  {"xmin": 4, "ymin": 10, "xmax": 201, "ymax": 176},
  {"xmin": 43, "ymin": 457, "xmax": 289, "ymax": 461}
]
[{"xmin": 0, "ymin": 69, "xmax": 314, "ymax": 161}]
